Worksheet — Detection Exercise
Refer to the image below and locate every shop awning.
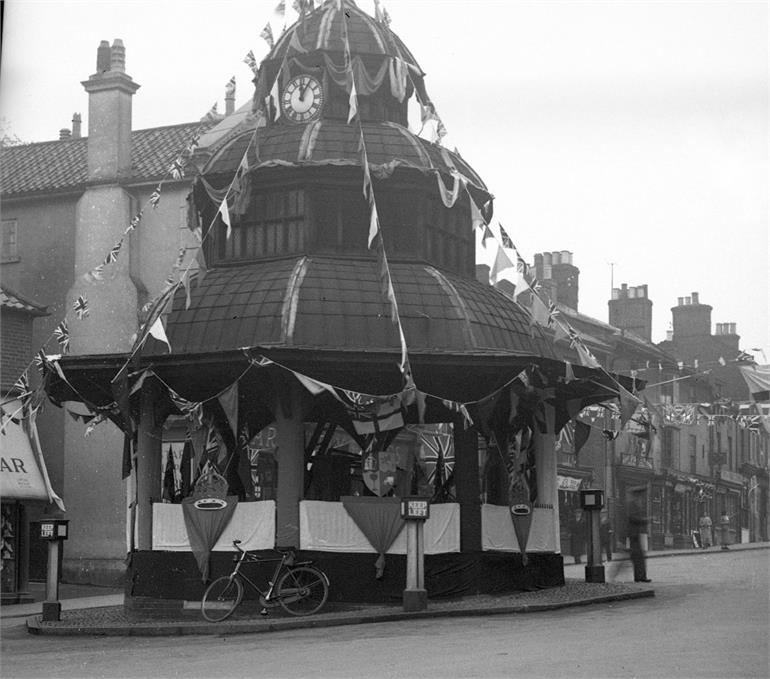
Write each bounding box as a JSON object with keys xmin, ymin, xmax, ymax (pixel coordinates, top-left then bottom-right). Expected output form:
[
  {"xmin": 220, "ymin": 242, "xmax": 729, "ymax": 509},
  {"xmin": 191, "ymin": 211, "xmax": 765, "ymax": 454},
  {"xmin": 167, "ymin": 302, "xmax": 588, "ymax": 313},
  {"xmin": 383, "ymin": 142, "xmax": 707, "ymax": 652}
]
[{"xmin": 0, "ymin": 400, "xmax": 63, "ymax": 507}]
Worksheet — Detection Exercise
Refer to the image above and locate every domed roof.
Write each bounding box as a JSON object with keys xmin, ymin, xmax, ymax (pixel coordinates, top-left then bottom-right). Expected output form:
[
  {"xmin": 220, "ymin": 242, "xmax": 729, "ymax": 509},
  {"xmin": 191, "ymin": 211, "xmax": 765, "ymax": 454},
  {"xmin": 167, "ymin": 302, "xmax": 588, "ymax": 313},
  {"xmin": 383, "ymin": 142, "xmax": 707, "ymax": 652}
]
[
  {"xmin": 267, "ymin": 0, "xmax": 422, "ymax": 72},
  {"xmin": 203, "ymin": 121, "xmax": 488, "ymax": 196},
  {"xmin": 164, "ymin": 256, "xmax": 555, "ymax": 360}
]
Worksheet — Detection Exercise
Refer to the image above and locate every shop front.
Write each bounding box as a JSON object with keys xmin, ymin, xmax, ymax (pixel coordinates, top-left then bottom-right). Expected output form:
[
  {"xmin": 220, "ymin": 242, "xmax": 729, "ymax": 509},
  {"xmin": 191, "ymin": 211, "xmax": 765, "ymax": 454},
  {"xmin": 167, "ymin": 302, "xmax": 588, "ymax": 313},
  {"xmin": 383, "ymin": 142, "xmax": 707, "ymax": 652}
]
[{"xmin": 0, "ymin": 400, "xmax": 64, "ymax": 604}]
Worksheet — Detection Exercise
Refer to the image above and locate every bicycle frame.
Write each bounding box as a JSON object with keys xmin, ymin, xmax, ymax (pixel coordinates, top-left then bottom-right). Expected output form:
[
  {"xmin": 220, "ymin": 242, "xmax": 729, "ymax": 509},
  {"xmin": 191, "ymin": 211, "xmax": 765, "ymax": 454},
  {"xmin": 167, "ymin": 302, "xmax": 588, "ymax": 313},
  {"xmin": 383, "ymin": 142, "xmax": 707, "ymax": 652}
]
[{"xmin": 228, "ymin": 544, "xmax": 295, "ymax": 607}]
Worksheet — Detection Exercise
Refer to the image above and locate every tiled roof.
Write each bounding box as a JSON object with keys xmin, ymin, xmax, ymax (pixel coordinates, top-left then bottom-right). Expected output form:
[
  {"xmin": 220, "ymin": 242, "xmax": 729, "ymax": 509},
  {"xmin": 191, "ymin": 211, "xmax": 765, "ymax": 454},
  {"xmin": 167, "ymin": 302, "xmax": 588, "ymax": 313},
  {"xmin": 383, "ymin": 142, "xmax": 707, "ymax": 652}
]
[
  {"xmin": 1, "ymin": 122, "xmax": 211, "ymax": 198},
  {"xmin": 204, "ymin": 122, "xmax": 488, "ymax": 192},
  {"xmin": 163, "ymin": 257, "xmax": 557, "ymax": 359},
  {"xmin": 0, "ymin": 285, "xmax": 48, "ymax": 316}
]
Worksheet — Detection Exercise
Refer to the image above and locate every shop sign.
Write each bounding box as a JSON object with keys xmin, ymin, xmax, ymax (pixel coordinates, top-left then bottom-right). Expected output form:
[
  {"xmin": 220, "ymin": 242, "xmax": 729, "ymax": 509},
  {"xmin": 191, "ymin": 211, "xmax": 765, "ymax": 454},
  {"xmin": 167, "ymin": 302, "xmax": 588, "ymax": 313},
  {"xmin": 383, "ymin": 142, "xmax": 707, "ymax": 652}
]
[
  {"xmin": 557, "ymin": 475, "xmax": 583, "ymax": 492},
  {"xmin": 0, "ymin": 403, "xmax": 49, "ymax": 502}
]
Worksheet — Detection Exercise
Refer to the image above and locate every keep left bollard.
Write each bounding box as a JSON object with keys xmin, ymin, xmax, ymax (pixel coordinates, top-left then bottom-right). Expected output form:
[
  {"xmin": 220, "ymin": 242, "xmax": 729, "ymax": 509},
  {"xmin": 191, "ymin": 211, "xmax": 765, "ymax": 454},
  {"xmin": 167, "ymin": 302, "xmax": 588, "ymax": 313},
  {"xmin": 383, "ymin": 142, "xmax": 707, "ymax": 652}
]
[
  {"xmin": 580, "ymin": 489, "xmax": 605, "ymax": 583},
  {"xmin": 39, "ymin": 518, "xmax": 69, "ymax": 621},
  {"xmin": 401, "ymin": 497, "xmax": 430, "ymax": 612}
]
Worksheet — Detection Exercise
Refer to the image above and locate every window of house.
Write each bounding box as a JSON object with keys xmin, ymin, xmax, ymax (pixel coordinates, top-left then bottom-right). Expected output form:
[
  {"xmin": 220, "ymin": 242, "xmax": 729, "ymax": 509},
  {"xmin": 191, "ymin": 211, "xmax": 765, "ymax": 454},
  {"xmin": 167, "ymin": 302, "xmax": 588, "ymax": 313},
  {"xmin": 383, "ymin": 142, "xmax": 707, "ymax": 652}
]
[{"xmin": 1, "ymin": 220, "xmax": 19, "ymax": 262}]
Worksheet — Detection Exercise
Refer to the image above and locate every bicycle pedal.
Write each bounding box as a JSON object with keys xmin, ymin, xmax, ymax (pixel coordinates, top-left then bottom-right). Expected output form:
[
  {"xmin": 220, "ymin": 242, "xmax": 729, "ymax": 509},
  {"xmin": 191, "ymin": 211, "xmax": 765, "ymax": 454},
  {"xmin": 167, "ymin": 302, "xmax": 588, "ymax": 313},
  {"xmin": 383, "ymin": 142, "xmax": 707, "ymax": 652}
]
[{"xmin": 260, "ymin": 608, "xmax": 268, "ymax": 616}]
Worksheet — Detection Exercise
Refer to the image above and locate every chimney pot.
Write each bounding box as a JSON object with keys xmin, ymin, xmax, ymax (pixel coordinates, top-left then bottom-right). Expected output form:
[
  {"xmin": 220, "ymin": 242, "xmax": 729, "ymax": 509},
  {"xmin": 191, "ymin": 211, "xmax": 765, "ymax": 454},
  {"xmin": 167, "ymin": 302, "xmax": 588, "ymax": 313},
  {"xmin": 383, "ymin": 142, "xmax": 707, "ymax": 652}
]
[
  {"xmin": 59, "ymin": 128, "xmax": 71, "ymax": 140},
  {"xmin": 543, "ymin": 252, "xmax": 552, "ymax": 266},
  {"xmin": 677, "ymin": 297, "xmax": 684, "ymax": 306},
  {"xmin": 552, "ymin": 251, "xmax": 561, "ymax": 265},
  {"xmin": 561, "ymin": 250, "xmax": 571, "ymax": 264},
  {"xmin": 692, "ymin": 292, "xmax": 699, "ymax": 304},
  {"xmin": 611, "ymin": 287, "xmax": 620, "ymax": 300},
  {"xmin": 110, "ymin": 39, "xmax": 126, "ymax": 73},
  {"xmin": 96, "ymin": 40, "xmax": 111, "ymax": 72},
  {"xmin": 71, "ymin": 113, "xmax": 82, "ymax": 138},
  {"xmin": 685, "ymin": 296, "xmax": 691, "ymax": 305}
]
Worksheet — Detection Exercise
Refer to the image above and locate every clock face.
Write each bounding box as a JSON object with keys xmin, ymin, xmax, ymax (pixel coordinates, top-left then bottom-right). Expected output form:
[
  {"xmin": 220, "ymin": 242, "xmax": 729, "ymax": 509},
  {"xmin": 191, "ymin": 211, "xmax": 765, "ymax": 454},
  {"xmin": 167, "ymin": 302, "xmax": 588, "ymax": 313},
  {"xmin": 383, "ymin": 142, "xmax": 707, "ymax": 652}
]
[{"xmin": 281, "ymin": 75, "xmax": 324, "ymax": 123}]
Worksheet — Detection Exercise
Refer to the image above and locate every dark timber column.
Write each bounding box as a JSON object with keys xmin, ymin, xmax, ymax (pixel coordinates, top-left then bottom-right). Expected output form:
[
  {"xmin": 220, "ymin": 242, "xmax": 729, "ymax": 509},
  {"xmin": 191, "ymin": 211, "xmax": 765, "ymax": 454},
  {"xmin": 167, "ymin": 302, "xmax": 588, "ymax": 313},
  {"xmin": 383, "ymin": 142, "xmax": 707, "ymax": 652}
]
[
  {"xmin": 135, "ymin": 379, "xmax": 162, "ymax": 551},
  {"xmin": 275, "ymin": 381, "xmax": 305, "ymax": 548},
  {"xmin": 453, "ymin": 423, "xmax": 481, "ymax": 551}
]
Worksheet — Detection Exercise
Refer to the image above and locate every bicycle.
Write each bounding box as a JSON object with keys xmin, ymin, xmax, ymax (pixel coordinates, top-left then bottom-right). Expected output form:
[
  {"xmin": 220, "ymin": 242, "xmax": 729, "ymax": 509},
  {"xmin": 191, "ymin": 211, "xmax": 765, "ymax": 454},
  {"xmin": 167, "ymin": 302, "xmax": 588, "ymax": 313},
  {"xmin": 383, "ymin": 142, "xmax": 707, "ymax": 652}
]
[{"xmin": 200, "ymin": 540, "xmax": 330, "ymax": 622}]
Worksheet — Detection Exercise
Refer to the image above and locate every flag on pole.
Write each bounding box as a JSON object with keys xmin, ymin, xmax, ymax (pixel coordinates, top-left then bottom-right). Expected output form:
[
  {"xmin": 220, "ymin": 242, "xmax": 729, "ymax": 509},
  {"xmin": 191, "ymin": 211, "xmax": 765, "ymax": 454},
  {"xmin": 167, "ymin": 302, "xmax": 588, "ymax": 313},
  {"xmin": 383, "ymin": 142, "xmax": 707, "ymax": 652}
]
[{"xmin": 148, "ymin": 316, "xmax": 171, "ymax": 352}]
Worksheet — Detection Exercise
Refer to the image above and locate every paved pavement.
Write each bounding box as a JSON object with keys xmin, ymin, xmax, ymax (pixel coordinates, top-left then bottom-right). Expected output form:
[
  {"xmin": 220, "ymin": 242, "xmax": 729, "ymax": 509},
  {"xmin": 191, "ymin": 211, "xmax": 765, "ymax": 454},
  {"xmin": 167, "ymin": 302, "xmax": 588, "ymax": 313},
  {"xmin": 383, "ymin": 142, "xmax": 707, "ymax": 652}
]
[{"xmin": 3, "ymin": 541, "xmax": 766, "ymax": 637}]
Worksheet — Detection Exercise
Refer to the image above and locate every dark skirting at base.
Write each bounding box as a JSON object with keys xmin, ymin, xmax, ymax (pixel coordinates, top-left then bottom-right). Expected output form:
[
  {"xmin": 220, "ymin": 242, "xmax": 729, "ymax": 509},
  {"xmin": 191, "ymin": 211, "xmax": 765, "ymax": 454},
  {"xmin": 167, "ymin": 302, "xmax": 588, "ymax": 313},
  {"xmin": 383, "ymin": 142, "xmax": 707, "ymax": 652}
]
[{"xmin": 126, "ymin": 550, "xmax": 565, "ymax": 604}]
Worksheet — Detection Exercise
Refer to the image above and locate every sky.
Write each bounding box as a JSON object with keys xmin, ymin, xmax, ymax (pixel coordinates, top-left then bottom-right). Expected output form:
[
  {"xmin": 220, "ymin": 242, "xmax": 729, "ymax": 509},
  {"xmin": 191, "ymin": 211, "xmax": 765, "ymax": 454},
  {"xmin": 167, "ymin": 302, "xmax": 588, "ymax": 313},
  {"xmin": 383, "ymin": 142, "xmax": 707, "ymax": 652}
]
[{"xmin": 1, "ymin": 0, "xmax": 768, "ymax": 360}]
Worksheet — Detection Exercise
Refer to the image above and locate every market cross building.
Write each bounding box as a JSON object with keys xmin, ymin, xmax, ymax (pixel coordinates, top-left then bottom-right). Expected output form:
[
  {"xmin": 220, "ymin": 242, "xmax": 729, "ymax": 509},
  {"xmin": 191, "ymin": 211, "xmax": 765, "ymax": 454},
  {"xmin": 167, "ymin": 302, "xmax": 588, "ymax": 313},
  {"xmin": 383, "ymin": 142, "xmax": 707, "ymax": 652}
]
[{"xmin": 9, "ymin": 0, "xmax": 635, "ymax": 609}]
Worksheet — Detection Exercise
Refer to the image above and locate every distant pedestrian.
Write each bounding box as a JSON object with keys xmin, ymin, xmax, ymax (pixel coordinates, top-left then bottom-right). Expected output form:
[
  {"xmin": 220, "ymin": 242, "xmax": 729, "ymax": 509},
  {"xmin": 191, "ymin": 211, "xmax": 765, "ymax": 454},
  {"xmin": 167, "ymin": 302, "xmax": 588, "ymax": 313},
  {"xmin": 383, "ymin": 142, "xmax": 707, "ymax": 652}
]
[
  {"xmin": 608, "ymin": 493, "xmax": 650, "ymax": 583},
  {"xmin": 570, "ymin": 510, "xmax": 586, "ymax": 564},
  {"xmin": 600, "ymin": 513, "xmax": 613, "ymax": 561},
  {"xmin": 720, "ymin": 512, "xmax": 731, "ymax": 550},
  {"xmin": 699, "ymin": 512, "xmax": 713, "ymax": 549}
]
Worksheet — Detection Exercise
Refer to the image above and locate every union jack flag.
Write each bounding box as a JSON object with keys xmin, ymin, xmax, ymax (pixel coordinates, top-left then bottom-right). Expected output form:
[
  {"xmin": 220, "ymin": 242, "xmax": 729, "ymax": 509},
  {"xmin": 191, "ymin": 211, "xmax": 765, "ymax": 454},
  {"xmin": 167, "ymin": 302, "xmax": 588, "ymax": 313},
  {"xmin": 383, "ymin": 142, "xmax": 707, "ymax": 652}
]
[
  {"xmin": 33, "ymin": 349, "xmax": 50, "ymax": 374},
  {"xmin": 419, "ymin": 424, "xmax": 455, "ymax": 486},
  {"xmin": 13, "ymin": 370, "xmax": 30, "ymax": 396},
  {"xmin": 54, "ymin": 320, "xmax": 70, "ymax": 353},
  {"xmin": 125, "ymin": 212, "xmax": 142, "ymax": 234},
  {"xmin": 547, "ymin": 301, "xmax": 560, "ymax": 327},
  {"xmin": 498, "ymin": 224, "xmax": 514, "ymax": 249},
  {"xmin": 73, "ymin": 295, "xmax": 89, "ymax": 319},
  {"xmin": 243, "ymin": 50, "xmax": 259, "ymax": 74},
  {"xmin": 149, "ymin": 186, "xmax": 161, "ymax": 209},
  {"xmin": 104, "ymin": 239, "xmax": 123, "ymax": 265},
  {"xmin": 169, "ymin": 158, "xmax": 185, "ymax": 180},
  {"xmin": 260, "ymin": 23, "xmax": 274, "ymax": 49}
]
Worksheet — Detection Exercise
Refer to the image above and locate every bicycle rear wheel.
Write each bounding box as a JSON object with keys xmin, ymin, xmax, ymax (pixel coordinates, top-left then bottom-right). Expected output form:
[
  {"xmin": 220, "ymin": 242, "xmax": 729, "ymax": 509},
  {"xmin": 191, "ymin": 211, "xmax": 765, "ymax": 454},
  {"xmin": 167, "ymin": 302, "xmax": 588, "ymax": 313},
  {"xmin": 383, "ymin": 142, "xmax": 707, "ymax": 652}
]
[
  {"xmin": 201, "ymin": 576, "xmax": 243, "ymax": 622},
  {"xmin": 276, "ymin": 566, "xmax": 329, "ymax": 616}
]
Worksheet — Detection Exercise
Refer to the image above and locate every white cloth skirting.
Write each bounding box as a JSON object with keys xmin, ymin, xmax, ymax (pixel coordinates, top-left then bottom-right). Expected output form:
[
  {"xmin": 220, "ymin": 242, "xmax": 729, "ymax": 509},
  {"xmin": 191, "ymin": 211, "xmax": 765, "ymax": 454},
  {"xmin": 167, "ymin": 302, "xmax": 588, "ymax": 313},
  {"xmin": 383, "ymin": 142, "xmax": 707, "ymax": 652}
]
[
  {"xmin": 299, "ymin": 500, "xmax": 460, "ymax": 554},
  {"xmin": 151, "ymin": 501, "xmax": 276, "ymax": 551},
  {"xmin": 481, "ymin": 504, "xmax": 557, "ymax": 552}
]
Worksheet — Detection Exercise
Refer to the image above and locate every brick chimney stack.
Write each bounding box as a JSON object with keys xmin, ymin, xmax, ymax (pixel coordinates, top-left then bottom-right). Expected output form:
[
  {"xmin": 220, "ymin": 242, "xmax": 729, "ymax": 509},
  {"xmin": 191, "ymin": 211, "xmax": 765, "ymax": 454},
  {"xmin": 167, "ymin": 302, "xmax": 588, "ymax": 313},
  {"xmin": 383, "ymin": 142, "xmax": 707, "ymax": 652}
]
[
  {"xmin": 68, "ymin": 40, "xmax": 141, "ymax": 356},
  {"xmin": 608, "ymin": 283, "xmax": 653, "ymax": 341},
  {"xmin": 671, "ymin": 292, "xmax": 712, "ymax": 339},
  {"xmin": 81, "ymin": 39, "xmax": 140, "ymax": 181},
  {"xmin": 71, "ymin": 113, "xmax": 82, "ymax": 138}
]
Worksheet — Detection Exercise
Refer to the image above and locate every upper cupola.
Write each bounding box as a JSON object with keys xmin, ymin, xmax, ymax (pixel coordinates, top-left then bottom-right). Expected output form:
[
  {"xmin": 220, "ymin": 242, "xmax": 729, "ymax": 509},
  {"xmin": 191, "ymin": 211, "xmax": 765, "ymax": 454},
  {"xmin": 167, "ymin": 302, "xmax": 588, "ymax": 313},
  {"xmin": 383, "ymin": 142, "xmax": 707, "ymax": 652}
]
[{"xmin": 254, "ymin": 0, "xmax": 426, "ymax": 127}]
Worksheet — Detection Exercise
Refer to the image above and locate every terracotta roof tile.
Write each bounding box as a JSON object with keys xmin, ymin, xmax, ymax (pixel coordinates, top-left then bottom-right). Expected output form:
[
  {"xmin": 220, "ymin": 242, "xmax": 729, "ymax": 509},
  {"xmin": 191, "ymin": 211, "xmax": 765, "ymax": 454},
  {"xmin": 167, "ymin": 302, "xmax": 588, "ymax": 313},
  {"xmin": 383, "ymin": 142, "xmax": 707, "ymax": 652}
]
[
  {"xmin": 0, "ymin": 285, "xmax": 48, "ymax": 316},
  {"xmin": 1, "ymin": 122, "xmax": 212, "ymax": 198}
]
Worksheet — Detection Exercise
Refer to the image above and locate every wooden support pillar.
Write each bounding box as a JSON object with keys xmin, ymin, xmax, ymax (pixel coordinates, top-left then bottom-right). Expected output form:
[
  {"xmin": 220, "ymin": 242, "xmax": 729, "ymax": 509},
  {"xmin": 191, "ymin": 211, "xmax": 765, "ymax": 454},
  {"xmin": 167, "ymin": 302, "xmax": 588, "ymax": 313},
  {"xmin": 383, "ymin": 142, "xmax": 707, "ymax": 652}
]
[
  {"xmin": 135, "ymin": 379, "xmax": 162, "ymax": 551},
  {"xmin": 454, "ymin": 423, "xmax": 481, "ymax": 551},
  {"xmin": 534, "ymin": 402, "xmax": 559, "ymax": 551},
  {"xmin": 275, "ymin": 382, "xmax": 305, "ymax": 548}
]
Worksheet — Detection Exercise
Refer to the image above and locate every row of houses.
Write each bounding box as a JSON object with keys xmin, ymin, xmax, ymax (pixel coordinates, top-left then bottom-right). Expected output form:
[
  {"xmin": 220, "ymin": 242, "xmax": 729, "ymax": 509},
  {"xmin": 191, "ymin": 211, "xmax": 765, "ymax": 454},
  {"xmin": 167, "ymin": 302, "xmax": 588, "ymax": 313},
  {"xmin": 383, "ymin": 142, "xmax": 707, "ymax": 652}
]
[{"xmin": 482, "ymin": 259, "xmax": 769, "ymax": 557}]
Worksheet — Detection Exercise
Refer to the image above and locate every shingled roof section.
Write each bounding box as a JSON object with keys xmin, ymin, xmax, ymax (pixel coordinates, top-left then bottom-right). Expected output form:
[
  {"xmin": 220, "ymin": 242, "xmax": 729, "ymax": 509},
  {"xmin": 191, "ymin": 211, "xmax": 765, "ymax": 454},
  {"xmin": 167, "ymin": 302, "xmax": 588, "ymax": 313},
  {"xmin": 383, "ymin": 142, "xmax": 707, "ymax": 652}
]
[
  {"xmin": 0, "ymin": 122, "xmax": 212, "ymax": 198},
  {"xmin": 204, "ymin": 122, "xmax": 488, "ymax": 193},
  {"xmin": 163, "ymin": 256, "xmax": 556, "ymax": 359}
]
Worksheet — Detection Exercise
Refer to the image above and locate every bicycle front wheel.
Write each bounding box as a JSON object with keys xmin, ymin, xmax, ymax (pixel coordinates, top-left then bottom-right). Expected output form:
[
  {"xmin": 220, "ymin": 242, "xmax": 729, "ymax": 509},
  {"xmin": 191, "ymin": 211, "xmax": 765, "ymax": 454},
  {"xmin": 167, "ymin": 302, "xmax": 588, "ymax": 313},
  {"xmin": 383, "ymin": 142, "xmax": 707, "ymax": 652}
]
[
  {"xmin": 276, "ymin": 566, "xmax": 329, "ymax": 616},
  {"xmin": 201, "ymin": 576, "xmax": 243, "ymax": 622}
]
